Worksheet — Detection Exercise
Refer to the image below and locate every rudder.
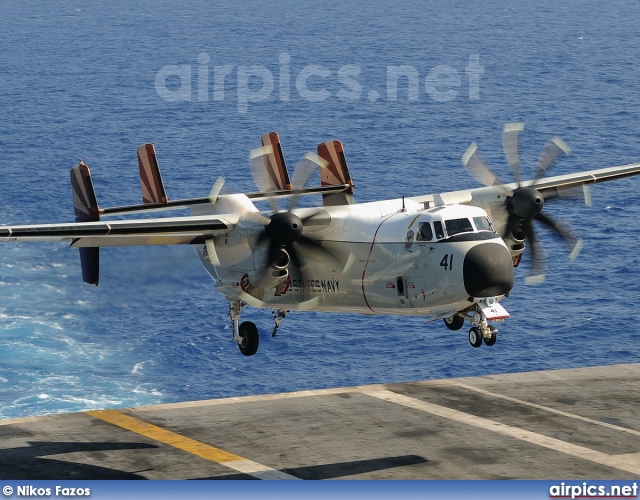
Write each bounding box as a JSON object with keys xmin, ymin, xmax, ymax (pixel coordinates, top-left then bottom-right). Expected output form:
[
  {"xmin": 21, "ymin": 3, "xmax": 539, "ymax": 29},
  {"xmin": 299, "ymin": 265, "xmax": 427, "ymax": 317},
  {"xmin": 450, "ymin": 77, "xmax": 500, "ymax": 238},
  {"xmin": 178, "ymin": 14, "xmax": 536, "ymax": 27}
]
[
  {"xmin": 138, "ymin": 144, "xmax": 168, "ymax": 204},
  {"xmin": 260, "ymin": 132, "xmax": 292, "ymax": 191},
  {"xmin": 317, "ymin": 140, "xmax": 355, "ymax": 206}
]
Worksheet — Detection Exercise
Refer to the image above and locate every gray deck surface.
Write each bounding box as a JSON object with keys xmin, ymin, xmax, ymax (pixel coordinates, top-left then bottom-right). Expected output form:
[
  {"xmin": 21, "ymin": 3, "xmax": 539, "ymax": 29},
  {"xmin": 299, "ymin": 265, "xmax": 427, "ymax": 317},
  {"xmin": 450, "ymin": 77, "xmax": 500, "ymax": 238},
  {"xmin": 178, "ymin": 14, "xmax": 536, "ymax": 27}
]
[{"xmin": 1, "ymin": 363, "xmax": 639, "ymax": 479}]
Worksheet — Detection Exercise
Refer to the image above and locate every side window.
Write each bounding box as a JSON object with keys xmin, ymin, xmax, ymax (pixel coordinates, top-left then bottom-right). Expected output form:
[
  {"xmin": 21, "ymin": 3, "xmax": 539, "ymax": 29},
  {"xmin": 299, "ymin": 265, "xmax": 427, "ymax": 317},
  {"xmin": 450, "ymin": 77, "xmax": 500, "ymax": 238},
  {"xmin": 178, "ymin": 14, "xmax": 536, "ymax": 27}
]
[
  {"xmin": 434, "ymin": 221, "xmax": 445, "ymax": 239},
  {"xmin": 417, "ymin": 222, "xmax": 433, "ymax": 241},
  {"xmin": 473, "ymin": 216, "xmax": 494, "ymax": 232}
]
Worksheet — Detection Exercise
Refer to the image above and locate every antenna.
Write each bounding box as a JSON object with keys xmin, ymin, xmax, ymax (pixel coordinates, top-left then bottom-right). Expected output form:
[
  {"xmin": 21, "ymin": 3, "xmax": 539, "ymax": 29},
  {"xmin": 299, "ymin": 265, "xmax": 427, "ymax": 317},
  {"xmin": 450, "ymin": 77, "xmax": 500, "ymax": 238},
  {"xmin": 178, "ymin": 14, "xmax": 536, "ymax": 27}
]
[{"xmin": 400, "ymin": 196, "xmax": 406, "ymax": 212}]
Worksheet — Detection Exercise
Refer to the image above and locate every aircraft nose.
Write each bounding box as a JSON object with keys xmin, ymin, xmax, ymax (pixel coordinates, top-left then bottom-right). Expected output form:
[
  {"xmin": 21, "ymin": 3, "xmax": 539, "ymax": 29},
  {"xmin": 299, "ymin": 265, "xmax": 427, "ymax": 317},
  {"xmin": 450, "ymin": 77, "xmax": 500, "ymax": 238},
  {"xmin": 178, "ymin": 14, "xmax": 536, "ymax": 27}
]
[{"xmin": 463, "ymin": 243, "xmax": 514, "ymax": 297}]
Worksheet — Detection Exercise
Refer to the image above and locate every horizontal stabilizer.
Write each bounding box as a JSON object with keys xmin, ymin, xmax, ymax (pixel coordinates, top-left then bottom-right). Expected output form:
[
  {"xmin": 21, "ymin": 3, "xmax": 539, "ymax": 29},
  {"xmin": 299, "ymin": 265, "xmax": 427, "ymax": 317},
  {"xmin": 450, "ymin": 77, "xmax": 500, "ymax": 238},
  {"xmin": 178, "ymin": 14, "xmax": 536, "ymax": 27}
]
[
  {"xmin": 260, "ymin": 132, "xmax": 293, "ymax": 191},
  {"xmin": 100, "ymin": 184, "xmax": 355, "ymax": 217},
  {"xmin": 70, "ymin": 161, "xmax": 100, "ymax": 285},
  {"xmin": 138, "ymin": 144, "xmax": 168, "ymax": 204},
  {"xmin": 317, "ymin": 140, "xmax": 355, "ymax": 206},
  {"xmin": 0, "ymin": 215, "xmax": 233, "ymax": 247}
]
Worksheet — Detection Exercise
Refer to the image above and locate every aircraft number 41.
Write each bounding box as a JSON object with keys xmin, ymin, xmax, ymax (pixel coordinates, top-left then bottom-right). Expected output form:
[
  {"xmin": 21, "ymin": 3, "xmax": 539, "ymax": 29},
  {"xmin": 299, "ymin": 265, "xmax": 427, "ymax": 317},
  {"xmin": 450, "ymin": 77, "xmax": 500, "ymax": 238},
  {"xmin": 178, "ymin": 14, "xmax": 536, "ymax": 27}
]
[{"xmin": 440, "ymin": 254, "xmax": 454, "ymax": 271}]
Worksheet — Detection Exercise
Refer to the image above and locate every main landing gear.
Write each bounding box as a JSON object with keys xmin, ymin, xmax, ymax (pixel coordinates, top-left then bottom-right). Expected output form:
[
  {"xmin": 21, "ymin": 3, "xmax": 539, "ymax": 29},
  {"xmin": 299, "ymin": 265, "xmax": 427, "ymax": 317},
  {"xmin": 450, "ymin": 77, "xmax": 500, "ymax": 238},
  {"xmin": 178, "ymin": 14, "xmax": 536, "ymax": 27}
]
[
  {"xmin": 228, "ymin": 300, "xmax": 290, "ymax": 356},
  {"xmin": 229, "ymin": 300, "xmax": 259, "ymax": 356},
  {"xmin": 443, "ymin": 314, "xmax": 465, "ymax": 331}
]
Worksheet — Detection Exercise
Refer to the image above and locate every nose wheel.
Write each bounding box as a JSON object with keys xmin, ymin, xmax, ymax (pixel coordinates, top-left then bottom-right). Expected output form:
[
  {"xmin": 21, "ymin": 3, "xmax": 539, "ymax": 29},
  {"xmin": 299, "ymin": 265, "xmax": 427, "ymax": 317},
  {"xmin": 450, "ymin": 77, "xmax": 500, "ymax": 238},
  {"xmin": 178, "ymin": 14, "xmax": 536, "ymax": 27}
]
[
  {"xmin": 468, "ymin": 325, "xmax": 497, "ymax": 348},
  {"xmin": 483, "ymin": 327, "xmax": 497, "ymax": 346},
  {"xmin": 468, "ymin": 327, "xmax": 483, "ymax": 348}
]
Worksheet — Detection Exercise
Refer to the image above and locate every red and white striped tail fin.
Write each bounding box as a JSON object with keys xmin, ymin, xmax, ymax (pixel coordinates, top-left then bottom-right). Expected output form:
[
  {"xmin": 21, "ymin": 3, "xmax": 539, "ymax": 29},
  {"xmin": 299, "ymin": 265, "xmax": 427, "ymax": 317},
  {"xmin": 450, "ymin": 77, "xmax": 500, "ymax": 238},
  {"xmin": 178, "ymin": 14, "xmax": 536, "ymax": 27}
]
[
  {"xmin": 70, "ymin": 161, "xmax": 100, "ymax": 285},
  {"xmin": 317, "ymin": 140, "xmax": 355, "ymax": 206},
  {"xmin": 137, "ymin": 144, "xmax": 168, "ymax": 204},
  {"xmin": 260, "ymin": 132, "xmax": 292, "ymax": 191}
]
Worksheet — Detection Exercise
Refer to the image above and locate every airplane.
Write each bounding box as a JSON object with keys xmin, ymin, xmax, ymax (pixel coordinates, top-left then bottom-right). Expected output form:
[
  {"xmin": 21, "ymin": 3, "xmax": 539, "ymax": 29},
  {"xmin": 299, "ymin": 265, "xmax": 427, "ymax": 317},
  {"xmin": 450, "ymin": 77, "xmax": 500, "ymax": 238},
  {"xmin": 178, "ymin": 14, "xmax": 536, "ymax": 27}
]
[{"xmin": 1, "ymin": 124, "xmax": 639, "ymax": 356}]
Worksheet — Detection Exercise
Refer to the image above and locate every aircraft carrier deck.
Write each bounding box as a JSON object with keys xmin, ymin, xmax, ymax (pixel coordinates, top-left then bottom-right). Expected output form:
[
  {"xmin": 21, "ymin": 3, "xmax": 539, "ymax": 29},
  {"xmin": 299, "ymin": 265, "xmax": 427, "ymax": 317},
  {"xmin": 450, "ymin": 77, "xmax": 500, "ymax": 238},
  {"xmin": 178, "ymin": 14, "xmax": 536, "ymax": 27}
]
[{"xmin": 1, "ymin": 363, "xmax": 639, "ymax": 479}]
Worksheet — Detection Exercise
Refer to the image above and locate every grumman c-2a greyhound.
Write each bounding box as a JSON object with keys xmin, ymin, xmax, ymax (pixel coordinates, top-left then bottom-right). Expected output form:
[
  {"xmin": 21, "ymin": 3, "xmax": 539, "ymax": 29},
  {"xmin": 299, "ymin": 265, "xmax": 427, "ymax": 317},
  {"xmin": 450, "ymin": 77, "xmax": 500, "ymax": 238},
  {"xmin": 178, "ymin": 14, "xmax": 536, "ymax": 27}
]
[{"xmin": 1, "ymin": 123, "xmax": 639, "ymax": 355}]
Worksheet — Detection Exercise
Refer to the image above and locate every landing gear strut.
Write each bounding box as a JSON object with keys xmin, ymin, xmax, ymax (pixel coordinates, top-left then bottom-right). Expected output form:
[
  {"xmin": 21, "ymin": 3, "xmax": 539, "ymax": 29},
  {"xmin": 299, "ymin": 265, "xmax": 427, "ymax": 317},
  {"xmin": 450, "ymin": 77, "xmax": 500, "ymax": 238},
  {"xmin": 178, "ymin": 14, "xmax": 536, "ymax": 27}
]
[
  {"xmin": 271, "ymin": 309, "xmax": 289, "ymax": 337},
  {"xmin": 228, "ymin": 300, "xmax": 259, "ymax": 356},
  {"xmin": 483, "ymin": 326, "xmax": 497, "ymax": 346}
]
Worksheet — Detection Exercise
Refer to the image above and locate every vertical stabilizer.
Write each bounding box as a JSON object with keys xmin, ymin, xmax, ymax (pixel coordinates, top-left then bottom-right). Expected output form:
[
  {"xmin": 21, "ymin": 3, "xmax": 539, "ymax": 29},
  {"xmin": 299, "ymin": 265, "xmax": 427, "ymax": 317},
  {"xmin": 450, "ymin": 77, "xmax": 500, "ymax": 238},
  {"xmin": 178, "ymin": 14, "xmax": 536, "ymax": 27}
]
[
  {"xmin": 137, "ymin": 144, "xmax": 168, "ymax": 204},
  {"xmin": 260, "ymin": 132, "xmax": 293, "ymax": 191},
  {"xmin": 70, "ymin": 161, "xmax": 100, "ymax": 285},
  {"xmin": 317, "ymin": 140, "xmax": 355, "ymax": 206}
]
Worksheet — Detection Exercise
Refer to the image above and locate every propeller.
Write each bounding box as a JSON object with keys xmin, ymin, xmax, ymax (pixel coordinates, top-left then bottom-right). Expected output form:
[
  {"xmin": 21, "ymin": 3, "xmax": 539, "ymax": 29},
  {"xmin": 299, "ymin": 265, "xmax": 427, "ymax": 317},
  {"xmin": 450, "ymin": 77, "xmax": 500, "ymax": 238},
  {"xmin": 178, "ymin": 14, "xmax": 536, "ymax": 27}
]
[
  {"xmin": 246, "ymin": 147, "xmax": 344, "ymax": 297},
  {"xmin": 462, "ymin": 123, "xmax": 585, "ymax": 284}
]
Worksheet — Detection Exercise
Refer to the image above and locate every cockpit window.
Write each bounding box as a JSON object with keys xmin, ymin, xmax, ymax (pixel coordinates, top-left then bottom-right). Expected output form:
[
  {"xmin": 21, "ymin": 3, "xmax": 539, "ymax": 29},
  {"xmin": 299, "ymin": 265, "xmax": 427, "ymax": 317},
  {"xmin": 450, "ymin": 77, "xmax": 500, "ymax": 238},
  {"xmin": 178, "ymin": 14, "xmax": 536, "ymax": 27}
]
[
  {"xmin": 433, "ymin": 221, "xmax": 445, "ymax": 239},
  {"xmin": 417, "ymin": 222, "xmax": 433, "ymax": 241},
  {"xmin": 473, "ymin": 216, "xmax": 495, "ymax": 232},
  {"xmin": 445, "ymin": 218, "xmax": 473, "ymax": 236}
]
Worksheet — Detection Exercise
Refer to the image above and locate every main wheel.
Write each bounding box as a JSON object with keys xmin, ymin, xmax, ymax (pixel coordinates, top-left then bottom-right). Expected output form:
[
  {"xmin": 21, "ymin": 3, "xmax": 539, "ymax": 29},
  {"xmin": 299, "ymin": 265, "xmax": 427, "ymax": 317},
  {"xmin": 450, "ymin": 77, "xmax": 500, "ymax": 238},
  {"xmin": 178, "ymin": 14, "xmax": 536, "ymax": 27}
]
[
  {"xmin": 468, "ymin": 327, "xmax": 482, "ymax": 348},
  {"xmin": 238, "ymin": 321, "xmax": 259, "ymax": 356},
  {"xmin": 444, "ymin": 315, "xmax": 464, "ymax": 331},
  {"xmin": 483, "ymin": 327, "xmax": 497, "ymax": 346}
]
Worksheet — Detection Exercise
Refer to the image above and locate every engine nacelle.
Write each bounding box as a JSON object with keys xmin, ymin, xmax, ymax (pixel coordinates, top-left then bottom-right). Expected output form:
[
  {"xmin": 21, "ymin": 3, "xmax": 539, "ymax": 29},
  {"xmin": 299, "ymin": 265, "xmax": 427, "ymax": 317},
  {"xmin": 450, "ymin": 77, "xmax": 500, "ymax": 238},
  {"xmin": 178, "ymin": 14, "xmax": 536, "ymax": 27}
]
[
  {"xmin": 503, "ymin": 223, "xmax": 526, "ymax": 266},
  {"xmin": 245, "ymin": 248, "xmax": 290, "ymax": 289}
]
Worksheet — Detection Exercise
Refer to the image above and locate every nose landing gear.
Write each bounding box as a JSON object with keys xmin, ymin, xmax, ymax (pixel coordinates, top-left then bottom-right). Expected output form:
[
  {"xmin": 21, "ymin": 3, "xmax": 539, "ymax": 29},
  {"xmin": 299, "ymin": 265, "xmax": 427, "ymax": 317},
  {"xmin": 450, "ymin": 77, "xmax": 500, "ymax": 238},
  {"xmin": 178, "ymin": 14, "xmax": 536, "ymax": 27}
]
[{"xmin": 450, "ymin": 298, "xmax": 506, "ymax": 348}]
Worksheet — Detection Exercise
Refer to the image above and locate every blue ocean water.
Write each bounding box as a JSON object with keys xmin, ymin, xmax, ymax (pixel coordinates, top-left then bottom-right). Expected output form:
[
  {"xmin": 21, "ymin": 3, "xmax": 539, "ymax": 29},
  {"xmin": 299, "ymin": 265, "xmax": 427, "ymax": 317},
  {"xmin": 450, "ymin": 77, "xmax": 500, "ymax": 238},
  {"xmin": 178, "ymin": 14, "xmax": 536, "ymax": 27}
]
[{"xmin": 0, "ymin": 0, "xmax": 639, "ymax": 420}]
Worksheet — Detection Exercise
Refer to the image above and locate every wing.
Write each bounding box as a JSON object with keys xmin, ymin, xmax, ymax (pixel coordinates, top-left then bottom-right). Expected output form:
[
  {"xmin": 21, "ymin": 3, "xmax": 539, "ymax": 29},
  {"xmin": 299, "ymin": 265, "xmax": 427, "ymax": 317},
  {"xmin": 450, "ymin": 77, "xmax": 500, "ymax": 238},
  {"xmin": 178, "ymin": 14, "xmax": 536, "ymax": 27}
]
[
  {"xmin": 410, "ymin": 162, "xmax": 640, "ymax": 207},
  {"xmin": 529, "ymin": 162, "xmax": 640, "ymax": 196}
]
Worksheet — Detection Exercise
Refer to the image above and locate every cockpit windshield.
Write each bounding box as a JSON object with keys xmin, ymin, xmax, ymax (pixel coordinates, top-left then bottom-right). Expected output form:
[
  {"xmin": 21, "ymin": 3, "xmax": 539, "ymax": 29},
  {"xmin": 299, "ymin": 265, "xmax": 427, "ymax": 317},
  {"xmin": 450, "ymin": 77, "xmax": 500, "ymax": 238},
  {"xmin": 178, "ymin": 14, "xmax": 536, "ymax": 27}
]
[{"xmin": 444, "ymin": 218, "xmax": 473, "ymax": 237}]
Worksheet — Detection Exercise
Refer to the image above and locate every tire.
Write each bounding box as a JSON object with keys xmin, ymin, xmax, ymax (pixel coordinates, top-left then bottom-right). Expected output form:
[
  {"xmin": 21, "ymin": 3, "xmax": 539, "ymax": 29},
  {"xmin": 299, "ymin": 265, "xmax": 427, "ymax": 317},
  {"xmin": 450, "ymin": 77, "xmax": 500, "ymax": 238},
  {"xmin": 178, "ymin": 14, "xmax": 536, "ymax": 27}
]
[
  {"xmin": 483, "ymin": 327, "xmax": 497, "ymax": 346},
  {"xmin": 444, "ymin": 315, "xmax": 464, "ymax": 331},
  {"xmin": 468, "ymin": 327, "xmax": 482, "ymax": 348},
  {"xmin": 238, "ymin": 321, "xmax": 259, "ymax": 356}
]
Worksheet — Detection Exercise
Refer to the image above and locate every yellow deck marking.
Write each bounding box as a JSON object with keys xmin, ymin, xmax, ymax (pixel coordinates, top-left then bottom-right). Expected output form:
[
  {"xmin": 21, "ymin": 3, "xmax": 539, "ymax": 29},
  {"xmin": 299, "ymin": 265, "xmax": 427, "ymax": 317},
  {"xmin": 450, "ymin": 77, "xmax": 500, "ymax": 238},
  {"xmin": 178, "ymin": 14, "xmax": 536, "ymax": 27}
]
[{"xmin": 86, "ymin": 409, "xmax": 298, "ymax": 480}]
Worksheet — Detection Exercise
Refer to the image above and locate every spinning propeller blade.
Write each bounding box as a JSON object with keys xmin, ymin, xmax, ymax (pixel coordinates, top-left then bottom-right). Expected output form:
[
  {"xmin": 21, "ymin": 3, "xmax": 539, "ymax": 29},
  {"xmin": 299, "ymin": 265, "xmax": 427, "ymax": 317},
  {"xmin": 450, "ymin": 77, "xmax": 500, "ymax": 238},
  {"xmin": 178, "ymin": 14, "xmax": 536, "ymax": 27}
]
[
  {"xmin": 249, "ymin": 145, "xmax": 280, "ymax": 213},
  {"xmin": 461, "ymin": 142, "xmax": 509, "ymax": 193},
  {"xmin": 208, "ymin": 177, "xmax": 226, "ymax": 205},
  {"xmin": 287, "ymin": 153, "xmax": 327, "ymax": 211},
  {"xmin": 462, "ymin": 123, "xmax": 584, "ymax": 283},
  {"xmin": 533, "ymin": 137, "xmax": 571, "ymax": 185},
  {"xmin": 522, "ymin": 219, "xmax": 545, "ymax": 284},
  {"xmin": 534, "ymin": 212, "xmax": 583, "ymax": 261},
  {"xmin": 502, "ymin": 122, "xmax": 524, "ymax": 185}
]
